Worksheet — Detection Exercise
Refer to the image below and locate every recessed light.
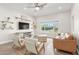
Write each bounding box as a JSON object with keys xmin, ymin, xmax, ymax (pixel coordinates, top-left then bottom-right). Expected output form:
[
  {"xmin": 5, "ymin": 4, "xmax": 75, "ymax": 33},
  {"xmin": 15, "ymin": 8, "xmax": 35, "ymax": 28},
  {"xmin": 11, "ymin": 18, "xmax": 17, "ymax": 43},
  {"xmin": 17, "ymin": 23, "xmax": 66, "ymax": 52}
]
[
  {"xmin": 24, "ymin": 8, "xmax": 27, "ymax": 10},
  {"xmin": 58, "ymin": 6, "xmax": 62, "ymax": 10}
]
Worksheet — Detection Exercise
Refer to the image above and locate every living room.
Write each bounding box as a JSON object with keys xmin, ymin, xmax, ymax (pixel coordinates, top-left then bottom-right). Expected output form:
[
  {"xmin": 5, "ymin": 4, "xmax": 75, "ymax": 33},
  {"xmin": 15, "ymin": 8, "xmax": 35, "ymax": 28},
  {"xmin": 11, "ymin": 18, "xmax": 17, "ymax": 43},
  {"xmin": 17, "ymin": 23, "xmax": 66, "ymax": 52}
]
[{"xmin": 0, "ymin": 3, "xmax": 79, "ymax": 55}]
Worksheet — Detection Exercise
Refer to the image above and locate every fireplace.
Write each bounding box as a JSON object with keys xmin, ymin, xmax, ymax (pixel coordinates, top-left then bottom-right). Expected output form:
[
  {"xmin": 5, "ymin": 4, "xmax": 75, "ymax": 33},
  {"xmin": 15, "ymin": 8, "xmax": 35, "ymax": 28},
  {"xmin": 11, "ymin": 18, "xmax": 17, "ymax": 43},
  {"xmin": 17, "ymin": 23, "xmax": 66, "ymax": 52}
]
[{"xmin": 19, "ymin": 22, "xmax": 29, "ymax": 30}]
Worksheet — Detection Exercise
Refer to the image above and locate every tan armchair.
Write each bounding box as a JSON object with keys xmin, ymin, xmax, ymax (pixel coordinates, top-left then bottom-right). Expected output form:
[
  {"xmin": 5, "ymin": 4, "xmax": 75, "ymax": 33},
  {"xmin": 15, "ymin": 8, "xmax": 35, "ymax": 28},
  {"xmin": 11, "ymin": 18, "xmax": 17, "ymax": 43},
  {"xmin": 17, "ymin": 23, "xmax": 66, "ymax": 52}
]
[{"xmin": 53, "ymin": 33, "xmax": 77, "ymax": 54}]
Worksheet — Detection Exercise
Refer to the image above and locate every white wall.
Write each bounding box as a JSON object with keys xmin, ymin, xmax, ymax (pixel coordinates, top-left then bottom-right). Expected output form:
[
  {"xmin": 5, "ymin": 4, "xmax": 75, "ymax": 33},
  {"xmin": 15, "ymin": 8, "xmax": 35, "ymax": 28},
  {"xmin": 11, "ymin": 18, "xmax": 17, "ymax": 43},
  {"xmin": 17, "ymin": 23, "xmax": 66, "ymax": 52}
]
[
  {"xmin": 71, "ymin": 4, "xmax": 79, "ymax": 45},
  {"xmin": 0, "ymin": 6, "xmax": 34, "ymax": 44},
  {"xmin": 0, "ymin": 4, "xmax": 73, "ymax": 43},
  {"xmin": 35, "ymin": 11, "xmax": 71, "ymax": 37}
]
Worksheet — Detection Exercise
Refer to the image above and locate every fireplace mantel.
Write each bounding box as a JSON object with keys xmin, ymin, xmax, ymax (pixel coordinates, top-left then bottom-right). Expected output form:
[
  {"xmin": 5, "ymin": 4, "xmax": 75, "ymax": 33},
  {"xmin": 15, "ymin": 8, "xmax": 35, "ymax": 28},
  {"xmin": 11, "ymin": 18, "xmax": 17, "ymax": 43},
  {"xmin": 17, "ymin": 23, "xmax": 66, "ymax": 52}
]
[{"xmin": 11, "ymin": 30, "xmax": 33, "ymax": 33}]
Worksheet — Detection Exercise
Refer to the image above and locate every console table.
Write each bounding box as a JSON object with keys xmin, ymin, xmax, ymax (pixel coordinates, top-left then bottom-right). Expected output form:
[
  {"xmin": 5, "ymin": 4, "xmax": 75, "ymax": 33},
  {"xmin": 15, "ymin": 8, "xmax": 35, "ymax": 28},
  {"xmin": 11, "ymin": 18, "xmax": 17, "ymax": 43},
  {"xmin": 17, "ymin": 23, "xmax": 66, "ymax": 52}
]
[{"xmin": 53, "ymin": 34, "xmax": 77, "ymax": 54}]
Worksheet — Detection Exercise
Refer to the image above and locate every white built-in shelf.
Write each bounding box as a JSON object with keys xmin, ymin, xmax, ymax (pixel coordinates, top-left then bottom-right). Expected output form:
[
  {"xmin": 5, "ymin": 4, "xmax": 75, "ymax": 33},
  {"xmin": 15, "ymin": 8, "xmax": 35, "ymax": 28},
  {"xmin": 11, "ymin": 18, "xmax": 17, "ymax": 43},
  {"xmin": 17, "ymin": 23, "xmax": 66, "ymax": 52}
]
[
  {"xmin": 0, "ymin": 29, "xmax": 33, "ymax": 33},
  {"xmin": 9, "ymin": 29, "xmax": 33, "ymax": 34}
]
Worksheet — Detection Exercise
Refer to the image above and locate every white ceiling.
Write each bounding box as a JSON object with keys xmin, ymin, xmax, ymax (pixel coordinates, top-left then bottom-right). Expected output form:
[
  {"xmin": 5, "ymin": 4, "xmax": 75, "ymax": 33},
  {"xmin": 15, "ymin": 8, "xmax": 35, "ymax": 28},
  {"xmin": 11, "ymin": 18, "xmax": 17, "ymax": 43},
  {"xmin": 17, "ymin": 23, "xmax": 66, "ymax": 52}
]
[{"xmin": 0, "ymin": 3, "xmax": 73, "ymax": 17}]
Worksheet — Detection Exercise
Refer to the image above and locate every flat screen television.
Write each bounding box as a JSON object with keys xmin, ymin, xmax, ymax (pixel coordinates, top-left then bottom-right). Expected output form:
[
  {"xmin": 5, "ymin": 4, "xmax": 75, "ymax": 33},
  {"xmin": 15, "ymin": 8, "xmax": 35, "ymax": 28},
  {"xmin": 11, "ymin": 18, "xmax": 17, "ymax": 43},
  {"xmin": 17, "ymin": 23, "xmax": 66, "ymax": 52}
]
[{"xmin": 19, "ymin": 22, "xmax": 29, "ymax": 29}]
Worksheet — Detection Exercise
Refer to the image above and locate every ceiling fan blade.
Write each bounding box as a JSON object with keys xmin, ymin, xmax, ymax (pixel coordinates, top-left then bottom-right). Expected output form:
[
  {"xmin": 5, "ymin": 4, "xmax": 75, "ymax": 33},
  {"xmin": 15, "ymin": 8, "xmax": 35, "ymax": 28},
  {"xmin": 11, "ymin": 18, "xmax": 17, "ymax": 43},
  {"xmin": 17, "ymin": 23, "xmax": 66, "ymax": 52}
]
[
  {"xmin": 40, "ymin": 3, "xmax": 47, "ymax": 7},
  {"xmin": 26, "ymin": 6, "xmax": 35, "ymax": 8},
  {"xmin": 34, "ymin": 3, "xmax": 39, "ymax": 7}
]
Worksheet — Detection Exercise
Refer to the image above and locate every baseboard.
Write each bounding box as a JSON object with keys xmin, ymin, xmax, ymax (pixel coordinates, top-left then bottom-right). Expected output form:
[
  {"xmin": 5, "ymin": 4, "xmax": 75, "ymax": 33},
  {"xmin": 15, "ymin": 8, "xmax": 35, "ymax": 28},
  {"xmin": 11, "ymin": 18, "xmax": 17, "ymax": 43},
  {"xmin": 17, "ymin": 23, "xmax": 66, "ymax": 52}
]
[{"xmin": 0, "ymin": 40, "xmax": 13, "ymax": 45}]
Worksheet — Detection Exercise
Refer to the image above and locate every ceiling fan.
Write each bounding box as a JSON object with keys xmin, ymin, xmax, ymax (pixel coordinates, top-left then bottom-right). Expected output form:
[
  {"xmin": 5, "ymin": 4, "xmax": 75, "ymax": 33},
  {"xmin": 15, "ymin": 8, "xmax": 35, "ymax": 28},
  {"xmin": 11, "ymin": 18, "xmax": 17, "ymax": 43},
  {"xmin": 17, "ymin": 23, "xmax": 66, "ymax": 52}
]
[{"xmin": 25, "ymin": 3, "xmax": 47, "ymax": 11}]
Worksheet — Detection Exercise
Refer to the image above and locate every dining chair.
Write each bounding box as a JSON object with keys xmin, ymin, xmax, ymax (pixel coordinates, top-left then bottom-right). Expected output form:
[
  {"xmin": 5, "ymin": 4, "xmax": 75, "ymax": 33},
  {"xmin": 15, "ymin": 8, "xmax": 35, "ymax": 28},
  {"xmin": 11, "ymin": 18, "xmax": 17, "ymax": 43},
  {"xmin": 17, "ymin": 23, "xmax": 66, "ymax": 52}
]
[
  {"xmin": 12, "ymin": 33, "xmax": 25, "ymax": 49},
  {"xmin": 38, "ymin": 35, "xmax": 47, "ymax": 52},
  {"xmin": 25, "ymin": 39, "xmax": 44, "ymax": 55}
]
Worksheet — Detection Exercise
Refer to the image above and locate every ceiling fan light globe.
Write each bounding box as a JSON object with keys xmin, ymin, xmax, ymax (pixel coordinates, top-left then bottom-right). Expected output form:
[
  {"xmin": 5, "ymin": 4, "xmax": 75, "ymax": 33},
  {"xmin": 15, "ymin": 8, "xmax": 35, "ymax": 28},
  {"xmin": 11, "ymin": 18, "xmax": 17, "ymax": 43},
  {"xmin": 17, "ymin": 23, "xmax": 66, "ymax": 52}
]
[
  {"xmin": 35, "ymin": 7, "xmax": 40, "ymax": 11},
  {"xmin": 58, "ymin": 6, "xmax": 62, "ymax": 10}
]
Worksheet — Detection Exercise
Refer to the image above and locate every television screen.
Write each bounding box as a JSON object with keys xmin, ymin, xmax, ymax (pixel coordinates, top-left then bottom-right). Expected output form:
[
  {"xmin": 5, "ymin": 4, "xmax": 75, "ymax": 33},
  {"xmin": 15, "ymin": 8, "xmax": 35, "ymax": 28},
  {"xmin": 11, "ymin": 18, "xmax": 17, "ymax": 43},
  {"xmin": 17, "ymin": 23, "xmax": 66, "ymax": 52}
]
[{"xmin": 19, "ymin": 22, "xmax": 29, "ymax": 29}]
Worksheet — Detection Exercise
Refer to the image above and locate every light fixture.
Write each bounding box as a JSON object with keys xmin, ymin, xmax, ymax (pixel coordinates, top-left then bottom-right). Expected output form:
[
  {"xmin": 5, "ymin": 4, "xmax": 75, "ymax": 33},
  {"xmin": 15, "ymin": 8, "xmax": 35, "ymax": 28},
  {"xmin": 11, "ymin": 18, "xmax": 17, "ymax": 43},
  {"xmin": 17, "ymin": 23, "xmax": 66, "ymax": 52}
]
[
  {"xmin": 24, "ymin": 8, "xmax": 27, "ymax": 10},
  {"xmin": 35, "ymin": 7, "xmax": 40, "ymax": 11},
  {"xmin": 58, "ymin": 6, "xmax": 62, "ymax": 10}
]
